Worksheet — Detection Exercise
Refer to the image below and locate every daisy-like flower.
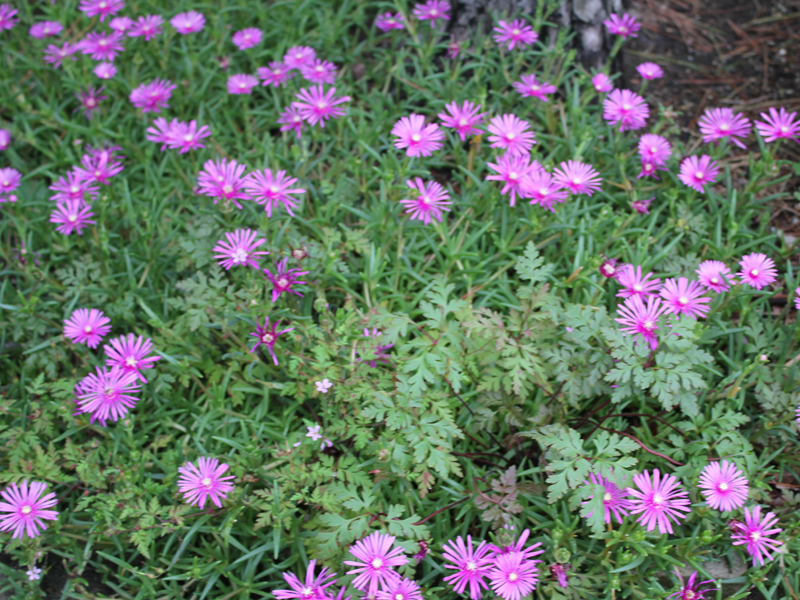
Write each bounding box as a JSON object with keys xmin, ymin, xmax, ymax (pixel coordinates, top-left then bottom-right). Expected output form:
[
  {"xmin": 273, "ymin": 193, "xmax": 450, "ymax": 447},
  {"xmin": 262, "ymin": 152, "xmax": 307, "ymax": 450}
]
[
  {"xmin": 583, "ymin": 472, "xmax": 633, "ymax": 524},
  {"xmin": 698, "ymin": 460, "xmax": 749, "ymax": 512},
  {"xmin": 283, "ymin": 45, "xmax": 316, "ymax": 70},
  {"xmin": 659, "ymin": 277, "xmax": 710, "ymax": 319},
  {"xmin": 487, "ymin": 114, "xmax": 536, "ymax": 156},
  {"xmin": 274, "ymin": 560, "xmax": 337, "ymax": 600},
  {"xmin": 344, "ymin": 532, "xmax": 408, "ymax": 595},
  {"xmin": 437, "ymin": 100, "xmax": 487, "ymax": 141},
  {"xmin": 698, "ymin": 108, "xmax": 751, "ymax": 149},
  {"xmin": 413, "ymin": 0, "xmax": 450, "ymax": 27},
  {"xmin": 603, "ymin": 89, "xmax": 649, "ymax": 131},
  {"xmin": 26, "ymin": 567, "xmax": 43, "ymax": 581},
  {"xmin": 63, "ymin": 308, "xmax": 110, "ymax": 348},
  {"xmin": 553, "ymin": 160, "xmax": 602, "ymax": 196},
  {"xmin": 300, "ymin": 59, "xmax": 337, "ymax": 84},
  {"xmin": 754, "ymin": 107, "xmax": 800, "ymax": 143},
  {"xmin": 29, "ymin": 21, "xmax": 63, "ymax": 39},
  {"xmin": 392, "ymin": 114, "xmax": 445, "ymax": 157},
  {"xmin": 0, "ymin": 130, "xmax": 9, "ymax": 151},
  {"xmin": 0, "ymin": 167, "xmax": 21, "ymax": 196},
  {"xmin": 667, "ymin": 571, "xmax": 717, "ymax": 600},
  {"xmin": 213, "ymin": 229, "xmax": 269, "ymax": 270},
  {"xmin": 109, "ymin": 16, "xmax": 133, "ymax": 32},
  {"xmin": 264, "ymin": 258, "xmax": 309, "ymax": 302},
  {"xmin": 94, "ymin": 62, "xmax": 117, "ymax": 79},
  {"xmin": 232, "ymin": 27, "xmax": 262, "ymax": 50},
  {"xmin": 258, "ymin": 62, "xmax": 294, "ymax": 87},
  {"xmin": 128, "ymin": 15, "xmax": 163, "ymax": 41},
  {"xmin": 442, "ymin": 535, "xmax": 493, "ymax": 600},
  {"xmin": 488, "ymin": 528, "xmax": 544, "ymax": 561},
  {"xmin": 76, "ymin": 366, "xmax": 141, "ymax": 424},
  {"xmin": 103, "ymin": 334, "xmax": 160, "ymax": 383},
  {"xmin": 357, "ymin": 328, "xmax": 394, "ymax": 368},
  {"xmin": 75, "ymin": 86, "xmax": 106, "ymax": 119},
  {"xmin": 737, "ymin": 253, "xmax": 777, "ymax": 290},
  {"xmin": 146, "ymin": 118, "xmax": 182, "ymax": 150},
  {"xmin": 521, "ymin": 170, "xmax": 568, "ymax": 211},
  {"xmin": 603, "ymin": 13, "xmax": 640, "ymax": 38},
  {"xmin": 0, "ymin": 481, "xmax": 58, "ymax": 540},
  {"xmin": 244, "ymin": 169, "xmax": 306, "ymax": 217},
  {"xmin": 399, "ymin": 177, "xmax": 452, "ymax": 225},
  {"xmin": 447, "ymin": 38, "xmax": 462, "ymax": 59},
  {"xmin": 167, "ymin": 120, "xmax": 213, "ymax": 153},
  {"xmin": 376, "ymin": 578, "xmax": 423, "ymax": 600},
  {"xmin": 615, "ymin": 295, "xmax": 668, "ymax": 349},
  {"xmin": 591, "ymin": 73, "xmax": 613, "ymax": 93},
  {"xmin": 79, "ymin": 0, "xmax": 123, "ymax": 21},
  {"xmin": 600, "ymin": 258, "xmax": 621, "ymax": 279},
  {"xmin": 250, "ymin": 317, "xmax": 295, "ymax": 365},
  {"xmin": 627, "ymin": 469, "xmax": 691, "ymax": 534},
  {"xmin": 695, "ymin": 260, "xmax": 731, "ymax": 293},
  {"xmin": 129, "ymin": 79, "xmax": 176, "ymax": 113},
  {"xmin": 486, "ymin": 153, "xmax": 541, "ymax": 206},
  {"xmin": 375, "ymin": 12, "xmax": 404, "ymax": 31},
  {"xmin": 50, "ymin": 200, "xmax": 96, "ymax": 236},
  {"xmin": 171, "ymin": 11, "xmax": 205, "ymax": 34},
  {"xmin": 49, "ymin": 171, "xmax": 98, "ymax": 204},
  {"xmin": 177, "ymin": 457, "xmax": 235, "ymax": 509},
  {"xmin": 79, "ymin": 31, "xmax": 125, "ymax": 61},
  {"xmin": 638, "ymin": 133, "xmax": 672, "ymax": 165},
  {"xmin": 637, "ymin": 160, "xmax": 668, "ymax": 180},
  {"xmin": 197, "ymin": 158, "xmax": 250, "ymax": 209},
  {"xmin": 227, "ymin": 74, "xmax": 259, "ymax": 95},
  {"xmin": 795, "ymin": 287, "xmax": 800, "ymax": 311},
  {"xmin": 489, "ymin": 551, "xmax": 539, "ymax": 600},
  {"xmin": 278, "ymin": 105, "xmax": 305, "ymax": 139},
  {"xmin": 616, "ymin": 264, "xmax": 662, "ymax": 298},
  {"xmin": 636, "ymin": 62, "xmax": 663, "ymax": 80},
  {"xmin": 292, "ymin": 85, "xmax": 351, "ymax": 127},
  {"xmin": 74, "ymin": 146, "xmax": 125, "ymax": 185},
  {"xmin": 512, "ymin": 74, "xmax": 556, "ymax": 101},
  {"xmin": 44, "ymin": 42, "xmax": 78, "ymax": 68},
  {"xmin": 730, "ymin": 505, "xmax": 783, "ymax": 567},
  {"xmin": 631, "ymin": 197, "xmax": 653, "ymax": 214},
  {"xmin": 315, "ymin": 379, "xmax": 333, "ymax": 393},
  {"xmin": 0, "ymin": 3, "xmax": 18, "ymax": 30},
  {"xmin": 493, "ymin": 19, "xmax": 538, "ymax": 50}
]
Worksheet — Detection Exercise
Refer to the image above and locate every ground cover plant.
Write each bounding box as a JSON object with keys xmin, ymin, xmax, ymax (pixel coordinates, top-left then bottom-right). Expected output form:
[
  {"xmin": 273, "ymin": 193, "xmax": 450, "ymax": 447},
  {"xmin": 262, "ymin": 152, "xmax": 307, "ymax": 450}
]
[{"xmin": 1, "ymin": 0, "xmax": 800, "ymax": 598}]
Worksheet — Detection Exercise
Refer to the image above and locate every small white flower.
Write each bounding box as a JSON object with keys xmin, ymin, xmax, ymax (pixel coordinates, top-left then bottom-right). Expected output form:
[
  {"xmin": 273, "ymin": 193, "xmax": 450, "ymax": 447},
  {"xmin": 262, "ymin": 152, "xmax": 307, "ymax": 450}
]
[{"xmin": 314, "ymin": 378, "xmax": 333, "ymax": 393}]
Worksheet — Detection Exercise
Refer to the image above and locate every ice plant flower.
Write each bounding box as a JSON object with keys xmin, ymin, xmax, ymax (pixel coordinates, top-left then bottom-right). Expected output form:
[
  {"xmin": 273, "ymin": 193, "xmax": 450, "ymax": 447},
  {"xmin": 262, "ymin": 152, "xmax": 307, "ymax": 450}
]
[
  {"xmin": 227, "ymin": 74, "xmax": 259, "ymax": 95},
  {"xmin": 49, "ymin": 171, "xmax": 99, "ymax": 204},
  {"xmin": 695, "ymin": 260, "xmax": 731, "ymax": 293},
  {"xmin": 94, "ymin": 62, "xmax": 116, "ymax": 79},
  {"xmin": 0, "ymin": 481, "xmax": 58, "ymax": 540},
  {"xmin": 512, "ymin": 74, "xmax": 556, "ymax": 101},
  {"xmin": 636, "ymin": 62, "xmax": 663, "ymax": 80},
  {"xmin": 128, "ymin": 15, "xmax": 163, "ymax": 40},
  {"xmin": 754, "ymin": 107, "xmax": 800, "ymax": 143},
  {"xmin": 177, "ymin": 457, "xmax": 235, "ymax": 508},
  {"xmin": 376, "ymin": 578, "xmax": 423, "ymax": 600},
  {"xmin": 197, "ymin": 158, "xmax": 250, "ymax": 209},
  {"xmin": 489, "ymin": 528, "xmax": 543, "ymax": 561},
  {"xmin": 278, "ymin": 105, "xmax": 305, "ymax": 139},
  {"xmin": 130, "ymin": 79, "xmax": 176, "ymax": 113},
  {"xmin": 493, "ymin": 19, "xmax": 538, "ymax": 50},
  {"xmin": 171, "ymin": 11, "xmax": 205, "ymax": 34},
  {"xmin": 603, "ymin": 89, "xmax": 649, "ymax": 131},
  {"xmin": 730, "ymin": 505, "xmax": 783, "ymax": 567},
  {"xmin": 293, "ymin": 85, "xmax": 351, "ymax": 127},
  {"xmin": 615, "ymin": 295, "xmax": 668, "ymax": 349},
  {"xmin": 637, "ymin": 159, "xmax": 668, "ymax": 180},
  {"xmin": 74, "ymin": 145, "xmax": 125, "ymax": 185},
  {"xmin": 375, "ymin": 12, "xmax": 404, "ymax": 31},
  {"xmin": 75, "ymin": 86, "xmax": 106, "ymax": 119},
  {"xmin": 627, "ymin": 469, "xmax": 691, "ymax": 534},
  {"xmin": 679, "ymin": 155, "xmax": 719, "ymax": 192},
  {"xmin": 79, "ymin": 31, "xmax": 125, "ymax": 61},
  {"xmin": 63, "ymin": 308, "xmax": 111, "ymax": 348},
  {"xmin": 553, "ymin": 160, "xmax": 602, "ymax": 195},
  {"xmin": 399, "ymin": 177, "xmax": 452, "ymax": 225},
  {"xmin": 232, "ymin": 28, "xmax": 262, "ymax": 50},
  {"xmin": 600, "ymin": 258, "xmax": 620, "ymax": 279},
  {"xmin": 29, "ymin": 21, "xmax": 63, "ymax": 39},
  {"xmin": 437, "ymin": 100, "xmax": 487, "ymax": 141},
  {"xmin": 344, "ymin": 532, "xmax": 408, "ymax": 595},
  {"xmin": 591, "ymin": 73, "xmax": 613, "ymax": 93},
  {"xmin": 244, "ymin": 169, "xmax": 306, "ymax": 217},
  {"xmin": 616, "ymin": 265, "xmax": 662, "ymax": 298},
  {"xmin": 0, "ymin": 167, "xmax": 21, "ymax": 196},
  {"xmin": 631, "ymin": 197, "xmax": 653, "ymax": 214},
  {"xmin": 603, "ymin": 13, "xmax": 640, "ymax": 38},
  {"xmin": 274, "ymin": 560, "xmax": 337, "ymax": 600},
  {"xmin": 441, "ymin": 535, "xmax": 493, "ymax": 600},
  {"xmin": 638, "ymin": 133, "xmax": 672, "ymax": 165},
  {"xmin": 487, "ymin": 114, "xmax": 536, "ymax": 156},
  {"xmin": 79, "ymin": 0, "xmax": 123, "ymax": 21},
  {"xmin": 50, "ymin": 200, "xmax": 96, "ymax": 236},
  {"xmin": 0, "ymin": 129, "xmax": 10, "ymax": 151},
  {"xmin": 667, "ymin": 571, "xmax": 716, "ymax": 600},
  {"xmin": 737, "ymin": 253, "xmax": 777, "ymax": 290},
  {"xmin": 26, "ymin": 567, "xmax": 42, "ymax": 581},
  {"xmin": 76, "ymin": 366, "xmax": 141, "ymax": 424},
  {"xmin": 103, "ymin": 334, "xmax": 160, "ymax": 383},
  {"xmin": 44, "ymin": 42, "xmax": 78, "ymax": 68},
  {"xmin": 213, "ymin": 229, "xmax": 269, "ymax": 270},
  {"xmin": 392, "ymin": 114, "xmax": 445, "ymax": 157},
  {"xmin": 698, "ymin": 460, "xmax": 749, "ymax": 512},
  {"xmin": 795, "ymin": 287, "xmax": 800, "ymax": 311},
  {"xmin": 659, "ymin": 277, "xmax": 710, "ymax": 319},
  {"xmin": 315, "ymin": 379, "xmax": 333, "ymax": 393},
  {"xmin": 0, "ymin": 3, "xmax": 18, "ymax": 30},
  {"xmin": 550, "ymin": 564, "xmax": 569, "ymax": 590},
  {"xmin": 489, "ymin": 551, "xmax": 539, "ymax": 600},
  {"xmin": 283, "ymin": 45, "xmax": 316, "ymax": 69},
  {"xmin": 300, "ymin": 59, "xmax": 337, "ymax": 84},
  {"xmin": 109, "ymin": 16, "xmax": 133, "ymax": 32},
  {"xmin": 264, "ymin": 259, "xmax": 309, "ymax": 302},
  {"xmin": 521, "ymin": 171, "xmax": 568, "ymax": 211},
  {"xmin": 258, "ymin": 62, "xmax": 294, "ymax": 87},
  {"xmin": 698, "ymin": 108, "xmax": 751, "ymax": 149},
  {"xmin": 250, "ymin": 317, "xmax": 294, "ymax": 365},
  {"xmin": 413, "ymin": 0, "xmax": 450, "ymax": 27},
  {"xmin": 583, "ymin": 472, "xmax": 633, "ymax": 524},
  {"xmin": 486, "ymin": 153, "xmax": 541, "ymax": 206}
]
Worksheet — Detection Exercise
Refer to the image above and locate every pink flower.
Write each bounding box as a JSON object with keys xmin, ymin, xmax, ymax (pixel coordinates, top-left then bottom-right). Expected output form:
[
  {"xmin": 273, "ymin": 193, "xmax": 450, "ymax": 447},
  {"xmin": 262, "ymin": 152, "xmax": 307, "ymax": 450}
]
[
  {"xmin": 358, "ymin": 328, "xmax": 394, "ymax": 367},
  {"xmin": 638, "ymin": 133, "xmax": 672, "ymax": 165},
  {"xmin": 75, "ymin": 86, "xmax": 106, "ymax": 119},
  {"xmin": 293, "ymin": 85, "xmax": 351, "ymax": 127},
  {"xmin": 171, "ymin": 11, "xmax": 205, "ymax": 34},
  {"xmin": 0, "ymin": 3, "xmax": 18, "ymax": 30},
  {"xmin": 447, "ymin": 37, "xmax": 462, "ymax": 59},
  {"xmin": 250, "ymin": 317, "xmax": 295, "ymax": 365},
  {"xmin": 44, "ymin": 42, "xmax": 78, "ymax": 68},
  {"xmin": 795, "ymin": 287, "xmax": 800, "ymax": 310},
  {"xmin": 413, "ymin": 0, "xmax": 450, "ymax": 27},
  {"xmin": 244, "ymin": 169, "xmax": 306, "ymax": 217},
  {"xmin": 146, "ymin": 117, "xmax": 184, "ymax": 149},
  {"xmin": 486, "ymin": 153, "xmax": 541, "ymax": 206},
  {"xmin": 49, "ymin": 171, "xmax": 98, "ymax": 204},
  {"xmin": 392, "ymin": 114, "xmax": 444, "ymax": 157},
  {"xmin": 615, "ymin": 295, "xmax": 668, "ymax": 349},
  {"xmin": 130, "ymin": 79, "xmax": 176, "ymax": 113},
  {"xmin": 636, "ymin": 62, "xmax": 663, "ymax": 80},
  {"xmin": 678, "ymin": 155, "xmax": 718, "ymax": 192},
  {"xmin": 94, "ymin": 62, "xmax": 116, "ymax": 79},
  {"xmin": 489, "ymin": 551, "xmax": 539, "ymax": 600},
  {"xmin": 376, "ymin": 579, "xmax": 422, "ymax": 600},
  {"xmin": 698, "ymin": 460, "xmax": 748, "ymax": 512},
  {"xmin": 730, "ymin": 505, "xmax": 783, "ymax": 567},
  {"xmin": 258, "ymin": 62, "xmax": 294, "ymax": 87},
  {"xmin": 103, "ymin": 332, "xmax": 160, "ymax": 382},
  {"xmin": 232, "ymin": 28, "xmax": 262, "ymax": 50},
  {"xmin": 29, "ymin": 21, "xmax": 63, "ymax": 39},
  {"xmin": 50, "ymin": 200, "xmax": 96, "ymax": 236},
  {"xmin": 616, "ymin": 264, "xmax": 662, "ymax": 298},
  {"xmin": 314, "ymin": 379, "xmax": 333, "ymax": 393},
  {"xmin": 631, "ymin": 197, "xmax": 653, "ymax": 214},
  {"xmin": 109, "ymin": 16, "xmax": 133, "ymax": 32},
  {"xmin": 79, "ymin": 0, "xmax": 123, "ymax": 22},
  {"xmin": 591, "ymin": 73, "xmax": 613, "ymax": 93},
  {"xmin": 550, "ymin": 564, "xmax": 569, "ymax": 589},
  {"xmin": 63, "ymin": 308, "xmax": 110, "ymax": 347},
  {"xmin": 737, "ymin": 253, "xmax": 777, "ymax": 290},
  {"xmin": 603, "ymin": 13, "xmax": 640, "ymax": 38},
  {"xmin": 213, "ymin": 229, "xmax": 269, "ymax": 270},
  {"xmin": 74, "ymin": 146, "xmax": 125, "ymax": 185},
  {"xmin": 79, "ymin": 31, "xmax": 125, "ymax": 61},
  {"xmin": 283, "ymin": 46, "xmax": 316, "ymax": 69},
  {"xmin": 147, "ymin": 118, "xmax": 211, "ymax": 153},
  {"xmin": 659, "ymin": 277, "xmax": 710, "ymax": 319},
  {"xmin": 344, "ymin": 532, "xmax": 408, "ymax": 595},
  {"xmin": 177, "ymin": 457, "xmax": 235, "ymax": 508},
  {"xmin": 278, "ymin": 105, "xmax": 305, "ymax": 139},
  {"xmin": 603, "ymin": 89, "xmax": 649, "ymax": 131},
  {"xmin": 487, "ymin": 114, "xmax": 536, "ymax": 156},
  {"xmin": 274, "ymin": 560, "xmax": 337, "ymax": 600},
  {"xmin": 197, "ymin": 158, "xmax": 250, "ymax": 209},
  {"xmin": 521, "ymin": 170, "xmax": 568, "ymax": 211},
  {"xmin": 637, "ymin": 160, "xmax": 668, "ymax": 180},
  {"xmin": 76, "ymin": 366, "xmax": 141, "ymax": 424},
  {"xmin": 754, "ymin": 107, "xmax": 800, "ymax": 143},
  {"xmin": 0, "ymin": 167, "xmax": 21, "ymax": 196},
  {"xmin": 493, "ymin": 19, "xmax": 538, "ymax": 50},
  {"xmin": 667, "ymin": 571, "xmax": 716, "ymax": 600},
  {"xmin": 0, "ymin": 481, "xmax": 58, "ymax": 540},
  {"xmin": 695, "ymin": 260, "xmax": 731, "ymax": 293},
  {"xmin": 0, "ymin": 129, "xmax": 8, "ymax": 151},
  {"xmin": 264, "ymin": 259, "xmax": 309, "ymax": 303},
  {"xmin": 627, "ymin": 469, "xmax": 690, "ymax": 534},
  {"xmin": 400, "ymin": 177, "xmax": 452, "ymax": 225},
  {"xmin": 227, "ymin": 74, "xmax": 259, "ymax": 95},
  {"xmin": 437, "ymin": 100, "xmax": 487, "ymax": 141},
  {"xmin": 26, "ymin": 567, "xmax": 42, "ymax": 581},
  {"xmin": 583, "ymin": 472, "xmax": 633, "ymax": 524},
  {"xmin": 512, "ymin": 74, "xmax": 556, "ymax": 101},
  {"xmin": 698, "ymin": 108, "xmax": 751, "ymax": 149},
  {"xmin": 442, "ymin": 535, "xmax": 494, "ymax": 600},
  {"xmin": 128, "ymin": 15, "xmax": 163, "ymax": 40},
  {"xmin": 600, "ymin": 258, "xmax": 621, "ymax": 279},
  {"xmin": 375, "ymin": 12, "xmax": 404, "ymax": 31},
  {"xmin": 300, "ymin": 59, "xmax": 337, "ymax": 84},
  {"xmin": 488, "ymin": 528, "xmax": 544, "ymax": 561},
  {"xmin": 553, "ymin": 160, "xmax": 602, "ymax": 195}
]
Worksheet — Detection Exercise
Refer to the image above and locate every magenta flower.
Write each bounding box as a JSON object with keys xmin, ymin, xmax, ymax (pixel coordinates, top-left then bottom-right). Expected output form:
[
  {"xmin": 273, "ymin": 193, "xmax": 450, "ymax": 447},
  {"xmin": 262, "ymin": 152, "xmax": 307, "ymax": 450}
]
[
  {"xmin": 171, "ymin": 11, "xmax": 205, "ymax": 34},
  {"xmin": 274, "ymin": 560, "xmax": 337, "ymax": 600},
  {"xmin": 550, "ymin": 564, "xmax": 569, "ymax": 589},
  {"xmin": 489, "ymin": 528, "xmax": 544, "ymax": 561},
  {"xmin": 79, "ymin": 0, "xmax": 123, "ymax": 21},
  {"xmin": 737, "ymin": 253, "xmax": 777, "ymax": 290},
  {"xmin": 413, "ymin": 0, "xmax": 450, "ymax": 27},
  {"xmin": 637, "ymin": 160, "xmax": 668, "ymax": 180},
  {"xmin": 94, "ymin": 62, "xmax": 117, "ymax": 79},
  {"xmin": 249, "ymin": 317, "xmax": 295, "ymax": 365},
  {"xmin": 631, "ymin": 197, "xmax": 653, "ymax": 214},
  {"xmin": 698, "ymin": 460, "xmax": 749, "ymax": 512},
  {"xmin": 300, "ymin": 59, "xmax": 337, "ymax": 84},
  {"xmin": 344, "ymin": 532, "xmax": 408, "ymax": 595},
  {"xmin": 603, "ymin": 13, "xmax": 640, "ymax": 38},
  {"xmin": 659, "ymin": 277, "xmax": 710, "ymax": 319},
  {"xmin": 232, "ymin": 28, "xmax": 262, "ymax": 50},
  {"xmin": 149, "ymin": 119, "xmax": 211, "ymax": 153},
  {"xmin": 0, "ymin": 129, "xmax": 8, "ymax": 151},
  {"xmin": 0, "ymin": 167, "xmax": 21, "ymax": 195},
  {"xmin": 638, "ymin": 133, "xmax": 672, "ymax": 165},
  {"xmin": 698, "ymin": 108, "xmax": 751, "ymax": 149},
  {"xmin": 667, "ymin": 571, "xmax": 716, "ymax": 600},
  {"xmin": 795, "ymin": 287, "xmax": 800, "ymax": 311},
  {"xmin": 512, "ymin": 74, "xmax": 556, "ymax": 101},
  {"xmin": 603, "ymin": 89, "xmax": 649, "ymax": 131},
  {"xmin": 76, "ymin": 366, "xmax": 141, "ymax": 424},
  {"xmin": 489, "ymin": 551, "xmax": 539, "ymax": 600},
  {"xmin": 283, "ymin": 46, "xmax": 316, "ymax": 69},
  {"xmin": 227, "ymin": 74, "xmax": 259, "ymax": 95},
  {"xmin": 600, "ymin": 257, "xmax": 621, "ymax": 279},
  {"xmin": 730, "ymin": 505, "xmax": 783, "ymax": 567},
  {"xmin": 447, "ymin": 37, "xmax": 462, "ymax": 59},
  {"xmin": 493, "ymin": 19, "xmax": 538, "ymax": 50},
  {"xmin": 130, "ymin": 79, "xmax": 176, "ymax": 113},
  {"xmin": 399, "ymin": 177, "xmax": 452, "ymax": 225},
  {"xmin": 75, "ymin": 86, "xmax": 106, "ymax": 119},
  {"xmin": 49, "ymin": 171, "xmax": 98, "ymax": 204},
  {"xmin": 678, "ymin": 155, "xmax": 719, "ymax": 192},
  {"xmin": 442, "ymin": 535, "xmax": 493, "ymax": 600},
  {"xmin": 392, "ymin": 114, "xmax": 445, "ymax": 157},
  {"xmin": 79, "ymin": 31, "xmax": 125, "ymax": 61},
  {"xmin": 615, "ymin": 295, "xmax": 668, "ymax": 349},
  {"xmin": 50, "ymin": 200, "xmax": 96, "ymax": 236},
  {"xmin": 258, "ymin": 62, "xmax": 294, "ymax": 87},
  {"xmin": 103, "ymin": 334, "xmax": 160, "ymax": 383},
  {"xmin": 177, "ymin": 457, "xmax": 235, "ymax": 509},
  {"xmin": 109, "ymin": 16, "xmax": 133, "ymax": 32},
  {"xmin": 486, "ymin": 153, "xmax": 541, "ymax": 206},
  {"xmin": 695, "ymin": 260, "xmax": 731, "ymax": 293},
  {"xmin": 627, "ymin": 469, "xmax": 690, "ymax": 534},
  {"xmin": 754, "ymin": 107, "xmax": 800, "ymax": 143},
  {"xmin": 616, "ymin": 264, "xmax": 662, "ymax": 298},
  {"xmin": 213, "ymin": 229, "xmax": 269, "ymax": 270},
  {"xmin": 553, "ymin": 160, "xmax": 602, "ymax": 196},
  {"xmin": 278, "ymin": 105, "xmax": 306, "ymax": 139},
  {"xmin": 29, "ymin": 21, "xmax": 63, "ymax": 39},
  {"xmin": 63, "ymin": 308, "xmax": 111, "ymax": 348},
  {"xmin": 145, "ymin": 118, "xmax": 176, "ymax": 149},
  {"xmin": 128, "ymin": 15, "xmax": 163, "ymax": 40},
  {"xmin": 375, "ymin": 12, "xmax": 404, "ymax": 31},
  {"xmin": 487, "ymin": 114, "xmax": 536, "ymax": 156},
  {"xmin": 0, "ymin": 481, "xmax": 58, "ymax": 540},
  {"xmin": 437, "ymin": 100, "xmax": 487, "ymax": 141},
  {"xmin": 197, "ymin": 158, "xmax": 250, "ymax": 209},
  {"xmin": 74, "ymin": 146, "xmax": 125, "ymax": 185},
  {"xmin": 357, "ymin": 329, "xmax": 394, "ymax": 368},
  {"xmin": 521, "ymin": 171, "xmax": 568, "ymax": 211},
  {"xmin": 636, "ymin": 62, "xmax": 663, "ymax": 80},
  {"xmin": 264, "ymin": 259, "xmax": 309, "ymax": 302},
  {"xmin": 591, "ymin": 73, "xmax": 613, "ymax": 93},
  {"xmin": 0, "ymin": 3, "xmax": 18, "ymax": 30},
  {"xmin": 44, "ymin": 42, "xmax": 78, "ymax": 68},
  {"xmin": 244, "ymin": 169, "xmax": 306, "ymax": 217},
  {"xmin": 376, "ymin": 578, "xmax": 422, "ymax": 600},
  {"xmin": 583, "ymin": 472, "xmax": 632, "ymax": 524},
  {"xmin": 293, "ymin": 85, "xmax": 351, "ymax": 127}
]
